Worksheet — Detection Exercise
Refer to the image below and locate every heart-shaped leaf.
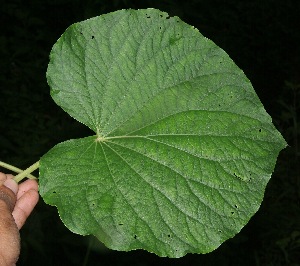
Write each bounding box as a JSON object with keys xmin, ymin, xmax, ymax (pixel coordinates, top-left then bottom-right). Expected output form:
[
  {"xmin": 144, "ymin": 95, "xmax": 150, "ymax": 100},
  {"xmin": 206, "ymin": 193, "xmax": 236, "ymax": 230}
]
[{"xmin": 40, "ymin": 9, "xmax": 286, "ymax": 257}]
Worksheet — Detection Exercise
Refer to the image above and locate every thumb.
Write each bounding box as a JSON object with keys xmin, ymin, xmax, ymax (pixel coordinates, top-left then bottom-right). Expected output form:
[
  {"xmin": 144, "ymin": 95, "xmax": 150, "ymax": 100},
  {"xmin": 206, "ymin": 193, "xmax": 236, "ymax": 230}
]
[
  {"xmin": 0, "ymin": 184, "xmax": 20, "ymax": 265},
  {"xmin": 0, "ymin": 180, "xmax": 17, "ymax": 212}
]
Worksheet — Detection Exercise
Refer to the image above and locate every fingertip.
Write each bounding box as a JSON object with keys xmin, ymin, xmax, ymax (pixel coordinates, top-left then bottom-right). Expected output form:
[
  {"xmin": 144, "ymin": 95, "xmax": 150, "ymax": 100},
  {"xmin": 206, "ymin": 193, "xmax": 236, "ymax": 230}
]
[
  {"xmin": 3, "ymin": 178, "xmax": 18, "ymax": 194},
  {"xmin": 13, "ymin": 188, "xmax": 39, "ymax": 229},
  {"xmin": 17, "ymin": 179, "xmax": 39, "ymax": 198}
]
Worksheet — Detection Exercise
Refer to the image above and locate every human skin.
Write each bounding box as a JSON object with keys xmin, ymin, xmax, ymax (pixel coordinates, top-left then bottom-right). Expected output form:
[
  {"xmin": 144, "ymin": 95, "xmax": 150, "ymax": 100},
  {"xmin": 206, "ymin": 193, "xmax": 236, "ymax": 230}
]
[{"xmin": 0, "ymin": 173, "xmax": 39, "ymax": 266}]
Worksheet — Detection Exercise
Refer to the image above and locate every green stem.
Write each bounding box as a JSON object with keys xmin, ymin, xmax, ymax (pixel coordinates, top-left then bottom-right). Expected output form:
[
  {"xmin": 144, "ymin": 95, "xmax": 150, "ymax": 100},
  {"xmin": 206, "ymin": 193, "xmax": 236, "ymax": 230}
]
[
  {"xmin": 14, "ymin": 161, "xmax": 40, "ymax": 183},
  {"xmin": 0, "ymin": 161, "xmax": 38, "ymax": 180}
]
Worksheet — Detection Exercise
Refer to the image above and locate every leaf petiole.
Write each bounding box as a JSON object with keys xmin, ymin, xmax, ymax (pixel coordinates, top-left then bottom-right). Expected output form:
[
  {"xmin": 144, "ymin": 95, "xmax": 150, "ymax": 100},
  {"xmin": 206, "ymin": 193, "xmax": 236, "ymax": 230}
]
[
  {"xmin": 0, "ymin": 161, "xmax": 39, "ymax": 182},
  {"xmin": 14, "ymin": 161, "xmax": 40, "ymax": 183}
]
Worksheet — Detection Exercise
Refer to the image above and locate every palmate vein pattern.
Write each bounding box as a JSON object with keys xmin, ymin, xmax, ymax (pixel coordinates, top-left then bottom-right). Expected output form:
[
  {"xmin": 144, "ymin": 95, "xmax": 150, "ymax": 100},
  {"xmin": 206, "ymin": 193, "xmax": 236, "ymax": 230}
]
[{"xmin": 41, "ymin": 8, "xmax": 287, "ymax": 257}]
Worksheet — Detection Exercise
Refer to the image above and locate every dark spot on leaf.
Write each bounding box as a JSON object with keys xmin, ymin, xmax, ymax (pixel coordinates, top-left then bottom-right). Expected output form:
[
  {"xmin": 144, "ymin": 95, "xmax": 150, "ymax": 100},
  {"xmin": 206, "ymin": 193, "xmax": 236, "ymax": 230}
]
[
  {"xmin": 134, "ymin": 235, "xmax": 137, "ymax": 239},
  {"xmin": 234, "ymin": 204, "xmax": 238, "ymax": 209},
  {"xmin": 119, "ymin": 223, "xmax": 123, "ymax": 226},
  {"xmin": 91, "ymin": 36, "xmax": 95, "ymax": 39},
  {"xmin": 80, "ymin": 32, "xmax": 83, "ymax": 35},
  {"xmin": 169, "ymin": 36, "xmax": 181, "ymax": 45},
  {"xmin": 231, "ymin": 211, "xmax": 234, "ymax": 215},
  {"xmin": 50, "ymin": 89, "xmax": 60, "ymax": 96},
  {"xmin": 167, "ymin": 234, "xmax": 171, "ymax": 237},
  {"xmin": 53, "ymin": 191, "xmax": 56, "ymax": 194},
  {"xmin": 259, "ymin": 128, "xmax": 262, "ymax": 132}
]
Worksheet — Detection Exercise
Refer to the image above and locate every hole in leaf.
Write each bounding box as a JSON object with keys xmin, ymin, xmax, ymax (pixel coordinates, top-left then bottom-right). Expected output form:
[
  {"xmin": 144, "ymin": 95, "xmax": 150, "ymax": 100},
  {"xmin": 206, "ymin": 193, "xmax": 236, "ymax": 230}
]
[
  {"xmin": 119, "ymin": 223, "xmax": 123, "ymax": 226},
  {"xmin": 259, "ymin": 129, "xmax": 262, "ymax": 132},
  {"xmin": 91, "ymin": 35, "xmax": 95, "ymax": 39},
  {"xmin": 167, "ymin": 234, "xmax": 171, "ymax": 238},
  {"xmin": 134, "ymin": 235, "xmax": 137, "ymax": 239}
]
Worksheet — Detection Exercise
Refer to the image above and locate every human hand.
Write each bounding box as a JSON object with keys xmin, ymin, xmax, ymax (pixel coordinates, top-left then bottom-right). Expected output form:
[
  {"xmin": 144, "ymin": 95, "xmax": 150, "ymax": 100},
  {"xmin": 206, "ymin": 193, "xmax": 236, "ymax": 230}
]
[{"xmin": 0, "ymin": 172, "xmax": 39, "ymax": 265}]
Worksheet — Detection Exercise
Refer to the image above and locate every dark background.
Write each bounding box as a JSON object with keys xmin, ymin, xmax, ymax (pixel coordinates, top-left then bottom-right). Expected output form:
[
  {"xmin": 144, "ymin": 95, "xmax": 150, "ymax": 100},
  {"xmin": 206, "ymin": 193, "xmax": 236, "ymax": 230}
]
[{"xmin": 0, "ymin": 0, "xmax": 299, "ymax": 265}]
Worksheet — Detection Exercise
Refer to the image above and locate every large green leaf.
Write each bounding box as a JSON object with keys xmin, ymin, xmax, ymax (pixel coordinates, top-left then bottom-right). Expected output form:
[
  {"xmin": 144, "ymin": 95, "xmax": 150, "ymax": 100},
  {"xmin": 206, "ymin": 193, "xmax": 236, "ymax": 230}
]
[{"xmin": 40, "ymin": 9, "xmax": 286, "ymax": 257}]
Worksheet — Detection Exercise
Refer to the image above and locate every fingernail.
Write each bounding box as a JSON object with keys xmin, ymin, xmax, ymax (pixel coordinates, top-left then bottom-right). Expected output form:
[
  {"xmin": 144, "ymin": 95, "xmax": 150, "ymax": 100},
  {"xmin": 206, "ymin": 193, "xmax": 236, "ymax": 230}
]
[{"xmin": 3, "ymin": 179, "xmax": 18, "ymax": 194}]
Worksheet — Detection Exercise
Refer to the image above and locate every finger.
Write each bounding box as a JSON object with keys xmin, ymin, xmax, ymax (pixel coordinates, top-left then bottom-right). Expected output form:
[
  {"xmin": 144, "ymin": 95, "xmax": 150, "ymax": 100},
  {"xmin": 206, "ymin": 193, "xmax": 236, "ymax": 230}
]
[
  {"xmin": 0, "ymin": 185, "xmax": 17, "ymax": 212},
  {"xmin": 0, "ymin": 181, "xmax": 20, "ymax": 265},
  {"xmin": 3, "ymin": 178, "xmax": 18, "ymax": 195},
  {"xmin": 5, "ymin": 174, "xmax": 14, "ymax": 180},
  {"xmin": 17, "ymin": 179, "xmax": 38, "ymax": 199},
  {"xmin": 0, "ymin": 172, "xmax": 14, "ymax": 184},
  {"xmin": 0, "ymin": 172, "xmax": 6, "ymax": 183},
  {"xmin": 12, "ymin": 189, "xmax": 39, "ymax": 229},
  {"xmin": 0, "ymin": 201, "xmax": 20, "ymax": 265}
]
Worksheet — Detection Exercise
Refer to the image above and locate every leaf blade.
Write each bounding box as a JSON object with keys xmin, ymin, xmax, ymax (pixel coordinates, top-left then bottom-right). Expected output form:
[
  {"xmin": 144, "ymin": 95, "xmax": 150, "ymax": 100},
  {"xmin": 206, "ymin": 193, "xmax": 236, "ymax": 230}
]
[{"xmin": 42, "ymin": 8, "xmax": 287, "ymax": 257}]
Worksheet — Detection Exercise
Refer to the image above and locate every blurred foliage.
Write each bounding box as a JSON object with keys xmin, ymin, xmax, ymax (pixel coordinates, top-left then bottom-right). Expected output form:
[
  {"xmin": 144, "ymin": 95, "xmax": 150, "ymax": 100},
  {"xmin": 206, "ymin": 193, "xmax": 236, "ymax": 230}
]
[{"xmin": 0, "ymin": 0, "xmax": 299, "ymax": 265}]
